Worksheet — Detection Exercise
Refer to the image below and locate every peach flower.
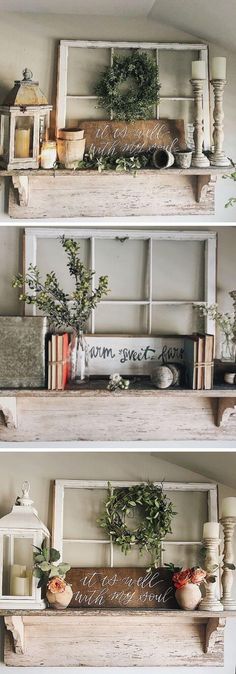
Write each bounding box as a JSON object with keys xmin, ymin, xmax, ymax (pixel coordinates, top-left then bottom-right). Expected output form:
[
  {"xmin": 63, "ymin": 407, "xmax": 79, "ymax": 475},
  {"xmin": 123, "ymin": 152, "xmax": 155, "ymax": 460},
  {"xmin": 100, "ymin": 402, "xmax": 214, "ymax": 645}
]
[
  {"xmin": 172, "ymin": 569, "xmax": 192, "ymax": 589},
  {"xmin": 47, "ymin": 577, "xmax": 67, "ymax": 594},
  {"xmin": 190, "ymin": 568, "xmax": 206, "ymax": 585}
]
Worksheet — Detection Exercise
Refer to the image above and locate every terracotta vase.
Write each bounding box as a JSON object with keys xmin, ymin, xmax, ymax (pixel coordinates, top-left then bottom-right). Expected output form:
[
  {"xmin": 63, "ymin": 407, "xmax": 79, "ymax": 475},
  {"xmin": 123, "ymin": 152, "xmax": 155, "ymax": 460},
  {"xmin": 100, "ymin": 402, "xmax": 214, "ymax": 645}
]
[
  {"xmin": 175, "ymin": 583, "xmax": 202, "ymax": 610},
  {"xmin": 46, "ymin": 583, "xmax": 73, "ymax": 609}
]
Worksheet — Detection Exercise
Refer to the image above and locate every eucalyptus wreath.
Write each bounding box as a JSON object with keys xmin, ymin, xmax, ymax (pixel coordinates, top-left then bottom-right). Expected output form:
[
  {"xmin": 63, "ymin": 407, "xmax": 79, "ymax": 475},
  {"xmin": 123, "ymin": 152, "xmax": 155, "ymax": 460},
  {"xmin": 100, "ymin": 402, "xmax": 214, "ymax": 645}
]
[
  {"xmin": 99, "ymin": 482, "xmax": 176, "ymax": 567},
  {"xmin": 95, "ymin": 50, "xmax": 160, "ymax": 122}
]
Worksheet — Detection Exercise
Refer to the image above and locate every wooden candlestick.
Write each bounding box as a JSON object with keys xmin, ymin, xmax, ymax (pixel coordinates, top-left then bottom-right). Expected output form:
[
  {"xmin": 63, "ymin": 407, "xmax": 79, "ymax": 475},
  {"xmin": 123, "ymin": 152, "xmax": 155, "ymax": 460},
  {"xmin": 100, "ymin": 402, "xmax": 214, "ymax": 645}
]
[
  {"xmin": 190, "ymin": 79, "xmax": 210, "ymax": 168},
  {"xmin": 210, "ymin": 80, "xmax": 231, "ymax": 167},
  {"xmin": 220, "ymin": 516, "xmax": 236, "ymax": 610},
  {"xmin": 199, "ymin": 537, "xmax": 223, "ymax": 611}
]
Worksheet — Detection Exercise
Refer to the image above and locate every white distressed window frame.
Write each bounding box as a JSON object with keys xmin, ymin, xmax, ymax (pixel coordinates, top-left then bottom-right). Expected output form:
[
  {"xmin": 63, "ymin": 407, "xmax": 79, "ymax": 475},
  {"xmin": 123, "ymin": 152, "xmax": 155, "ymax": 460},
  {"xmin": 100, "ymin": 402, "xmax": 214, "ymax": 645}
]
[
  {"xmin": 23, "ymin": 227, "xmax": 217, "ymax": 336},
  {"xmin": 56, "ymin": 40, "xmax": 210, "ymax": 149},
  {"xmin": 52, "ymin": 479, "xmax": 218, "ymax": 569}
]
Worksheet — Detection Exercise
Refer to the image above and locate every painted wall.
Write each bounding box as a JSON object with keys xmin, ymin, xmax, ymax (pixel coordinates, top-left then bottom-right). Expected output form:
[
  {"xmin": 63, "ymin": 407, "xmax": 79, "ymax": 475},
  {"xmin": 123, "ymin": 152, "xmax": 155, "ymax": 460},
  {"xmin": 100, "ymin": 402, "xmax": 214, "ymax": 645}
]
[
  {"xmin": 0, "ymin": 451, "xmax": 236, "ymax": 673},
  {"xmin": 0, "ymin": 12, "xmax": 235, "ymax": 221}
]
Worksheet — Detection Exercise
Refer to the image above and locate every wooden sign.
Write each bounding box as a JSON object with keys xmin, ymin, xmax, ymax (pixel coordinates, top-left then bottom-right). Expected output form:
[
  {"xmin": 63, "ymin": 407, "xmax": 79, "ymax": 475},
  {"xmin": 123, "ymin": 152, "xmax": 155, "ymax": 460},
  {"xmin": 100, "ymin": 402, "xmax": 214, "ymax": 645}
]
[
  {"xmin": 66, "ymin": 567, "xmax": 178, "ymax": 609},
  {"xmin": 85, "ymin": 335, "xmax": 184, "ymax": 375},
  {"xmin": 80, "ymin": 119, "xmax": 185, "ymax": 156}
]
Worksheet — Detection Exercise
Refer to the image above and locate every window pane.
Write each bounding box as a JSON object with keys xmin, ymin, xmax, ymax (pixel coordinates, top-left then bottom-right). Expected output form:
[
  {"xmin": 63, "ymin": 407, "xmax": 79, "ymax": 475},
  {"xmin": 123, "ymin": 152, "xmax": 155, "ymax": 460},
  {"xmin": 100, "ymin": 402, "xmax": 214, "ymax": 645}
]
[
  {"xmin": 67, "ymin": 47, "xmax": 110, "ymax": 97},
  {"xmin": 37, "ymin": 237, "xmax": 90, "ymax": 296},
  {"xmin": 151, "ymin": 305, "xmax": 204, "ymax": 335},
  {"xmin": 95, "ymin": 239, "xmax": 149, "ymax": 301},
  {"xmin": 159, "ymin": 99, "xmax": 194, "ymax": 129},
  {"xmin": 152, "ymin": 241, "xmax": 205, "ymax": 301},
  {"xmin": 163, "ymin": 544, "xmax": 202, "ymax": 569},
  {"xmin": 63, "ymin": 488, "xmax": 109, "ymax": 540},
  {"xmin": 63, "ymin": 541, "xmax": 111, "ymax": 567},
  {"xmin": 159, "ymin": 50, "xmax": 198, "ymax": 97},
  {"xmin": 95, "ymin": 304, "xmax": 148, "ymax": 333},
  {"xmin": 66, "ymin": 97, "xmax": 107, "ymax": 125},
  {"xmin": 165, "ymin": 491, "xmax": 208, "ymax": 542},
  {"xmin": 113, "ymin": 545, "xmax": 151, "ymax": 568}
]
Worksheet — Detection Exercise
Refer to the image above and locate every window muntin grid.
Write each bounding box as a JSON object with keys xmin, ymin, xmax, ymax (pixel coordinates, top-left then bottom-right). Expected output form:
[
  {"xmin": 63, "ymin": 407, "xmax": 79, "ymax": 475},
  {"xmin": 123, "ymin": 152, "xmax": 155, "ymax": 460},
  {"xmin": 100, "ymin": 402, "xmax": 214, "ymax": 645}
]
[
  {"xmin": 24, "ymin": 228, "xmax": 217, "ymax": 337},
  {"xmin": 56, "ymin": 40, "xmax": 210, "ymax": 149},
  {"xmin": 53, "ymin": 480, "xmax": 218, "ymax": 570}
]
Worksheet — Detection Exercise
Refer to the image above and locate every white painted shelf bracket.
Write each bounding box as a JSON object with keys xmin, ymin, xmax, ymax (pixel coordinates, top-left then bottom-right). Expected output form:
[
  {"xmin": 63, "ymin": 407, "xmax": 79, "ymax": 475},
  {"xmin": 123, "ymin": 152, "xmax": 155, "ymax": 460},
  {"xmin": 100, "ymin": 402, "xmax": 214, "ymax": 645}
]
[
  {"xmin": 12, "ymin": 175, "xmax": 29, "ymax": 207},
  {"xmin": 4, "ymin": 616, "xmax": 25, "ymax": 654},
  {"xmin": 217, "ymin": 397, "xmax": 236, "ymax": 427},
  {"xmin": 0, "ymin": 396, "xmax": 17, "ymax": 428},
  {"xmin": 205, "ymin": 617, "xmax": 226, "ymax": 654},
  {"xmin": 196, "ymin": 174, "xmax": 217, "ymax": 204}
]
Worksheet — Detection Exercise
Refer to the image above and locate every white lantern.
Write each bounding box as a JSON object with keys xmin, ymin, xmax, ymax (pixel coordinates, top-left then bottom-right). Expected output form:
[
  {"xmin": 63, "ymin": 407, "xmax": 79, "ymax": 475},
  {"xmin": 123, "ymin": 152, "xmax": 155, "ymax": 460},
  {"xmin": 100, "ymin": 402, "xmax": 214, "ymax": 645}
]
[
  {"xmin": 0, "ymin": 481, "xmax": 49, "ymax": 608},
  {"xmin": 0, "ymin": 68, "xmax": 52, "ymax": 170}
]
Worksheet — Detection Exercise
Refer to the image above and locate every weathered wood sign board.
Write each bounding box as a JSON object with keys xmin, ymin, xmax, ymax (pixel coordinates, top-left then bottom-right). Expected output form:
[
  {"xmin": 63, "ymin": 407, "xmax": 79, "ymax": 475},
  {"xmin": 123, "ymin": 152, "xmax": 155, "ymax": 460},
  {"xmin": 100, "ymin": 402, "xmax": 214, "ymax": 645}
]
[
  {"xmin": 85, "ymin": 335, "xmax": 184, "ymax": 375},
  {"xmin": 66, "ymin": 567, "xmax": 178, "ymax": 609},
  {"xmin": 80, "ymin": 119, "xmax": 185, "ymax": 156}
]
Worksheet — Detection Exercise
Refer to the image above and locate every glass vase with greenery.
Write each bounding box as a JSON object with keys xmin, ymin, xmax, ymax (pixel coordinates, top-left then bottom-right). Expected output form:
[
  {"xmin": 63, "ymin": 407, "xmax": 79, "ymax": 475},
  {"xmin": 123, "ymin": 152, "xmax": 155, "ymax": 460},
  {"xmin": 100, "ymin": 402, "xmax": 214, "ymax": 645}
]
[
  {"xmin": 197, "ymin": 293, "xmax": 236, "ymax": 361},
  {"xmin": 12, "ymin": 236, "xmax": 109, "ymax": 383}
]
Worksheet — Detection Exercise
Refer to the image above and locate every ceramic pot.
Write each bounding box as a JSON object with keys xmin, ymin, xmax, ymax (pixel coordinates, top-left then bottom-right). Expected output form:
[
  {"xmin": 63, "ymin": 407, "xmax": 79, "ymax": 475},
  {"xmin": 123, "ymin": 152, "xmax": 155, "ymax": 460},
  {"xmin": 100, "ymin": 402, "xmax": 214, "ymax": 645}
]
[
  {"xmin": 57, "ymin": 128, "xmax": 85, "ymax": 168},
  {"xmin": 46, "ymin": 583, "xmax": 73, "ymax": 609},
  {"xmin": 174, "ymin": 149, "xmax": 193, "ymax": 169},
  {"xmin": 175, "ymin": 583, "xmax": 202, "ymax": 610},
  {"xmin": 152, "ymin": 148, "xmax": 174, "ymax": 169}
]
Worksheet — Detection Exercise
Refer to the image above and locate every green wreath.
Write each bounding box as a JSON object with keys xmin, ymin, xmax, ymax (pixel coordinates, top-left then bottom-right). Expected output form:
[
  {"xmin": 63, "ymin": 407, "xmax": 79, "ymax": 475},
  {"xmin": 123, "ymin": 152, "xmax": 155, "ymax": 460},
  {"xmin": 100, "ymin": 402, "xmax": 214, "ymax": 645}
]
[
  {"xmin": 95, "ymin": 51, "xmax": 161, "ymax": 122},
  {"xmin": 99, "ymin": 482, "xmax": 176, "ymax": 567}
]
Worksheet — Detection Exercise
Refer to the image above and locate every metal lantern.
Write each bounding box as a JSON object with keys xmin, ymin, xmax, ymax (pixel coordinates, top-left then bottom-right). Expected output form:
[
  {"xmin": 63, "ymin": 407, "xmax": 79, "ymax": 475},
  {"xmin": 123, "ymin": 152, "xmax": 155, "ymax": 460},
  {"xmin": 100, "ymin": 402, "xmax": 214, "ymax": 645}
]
[
  {"xmin": 0, "ymin": 68, "xmax": 52, "ymax": 170},
  {"xmin": 0, "ymin": 481, "xmax": 49, "ymax": 608}
]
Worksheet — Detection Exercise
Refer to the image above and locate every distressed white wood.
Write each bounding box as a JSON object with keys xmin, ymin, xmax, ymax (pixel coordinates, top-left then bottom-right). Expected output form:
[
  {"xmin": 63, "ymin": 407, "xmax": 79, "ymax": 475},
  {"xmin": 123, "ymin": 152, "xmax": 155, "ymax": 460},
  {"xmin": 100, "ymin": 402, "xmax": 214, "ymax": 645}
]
[
  {"xmin": 200, "ymin": 47, "xmax": 211, "ymax": 151},
  {"xmin": 12, "ymin": 175, "xmax": 29, "ymax": 206},
  {"xmin": 0, "ymin": 392, "xmax": 236, "ymax": 442},
  {"xmin": 217, "ymin": 397, "xmax": 236, "ymax": 427},
  {"xmin": 56, "ymin": 41, "xmax": 69, "ymax": 133},
  {"xmin": 204, "ymin": 236, "xmax": 217, "ymax": 339},
  {"xmin": 3, "ymin": 610, "xmax": 226, "ymax": 667},
  {"xmin": 5, "ymin": 616, "xmax": 24, "ymax": 654},
  {"xmin": 52, "ymin": 481, "xmax": 65, "ymax": 559},
  {"xmin": 60, "ymin": 40, "xmax": 208, "ymax": 50},
  {"xmin": 24, "ymin": 227, "xmax": 217, "ymax": 241},
  {"xmin": 23, "ymin": 231, "xmax": 37, "ymax": 317},
  {"xmin": 8, "ymin": 173, "xmax": 217, "ymax": 218},
  {"xmin": 0, "ymin": 397, "xmax": 17, "ymax": 428}
]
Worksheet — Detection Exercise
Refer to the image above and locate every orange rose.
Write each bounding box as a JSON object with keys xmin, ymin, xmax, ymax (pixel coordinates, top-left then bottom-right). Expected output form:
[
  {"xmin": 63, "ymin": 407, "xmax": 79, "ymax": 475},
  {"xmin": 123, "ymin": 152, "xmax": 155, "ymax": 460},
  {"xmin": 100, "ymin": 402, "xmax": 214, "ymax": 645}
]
[
  {"xmin": 47, "ymin": 577, "xmax": 67, "ymax": 594},
  {"xmin": 190, "ymin": 568, "xmax": 206, "ymax": 585},
  {"xmin": 172, "ymin": 569, "xmax": 192, "ymax": 589}
]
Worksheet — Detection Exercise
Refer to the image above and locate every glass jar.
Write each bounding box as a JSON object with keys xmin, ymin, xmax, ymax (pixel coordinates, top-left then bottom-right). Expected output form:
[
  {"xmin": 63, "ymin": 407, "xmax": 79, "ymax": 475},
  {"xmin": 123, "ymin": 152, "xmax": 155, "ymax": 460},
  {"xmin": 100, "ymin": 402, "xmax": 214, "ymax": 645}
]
[
  {"xmin": 220, "ymin": 333, "xmax": 236, "ymax": 361},
  {"xmin": 68, "ymin": 332, "xmax": 89, "ymax": 384},
  {"xmin": 40, "ymin": 140, "xmax": 57, "ymax": 169}
]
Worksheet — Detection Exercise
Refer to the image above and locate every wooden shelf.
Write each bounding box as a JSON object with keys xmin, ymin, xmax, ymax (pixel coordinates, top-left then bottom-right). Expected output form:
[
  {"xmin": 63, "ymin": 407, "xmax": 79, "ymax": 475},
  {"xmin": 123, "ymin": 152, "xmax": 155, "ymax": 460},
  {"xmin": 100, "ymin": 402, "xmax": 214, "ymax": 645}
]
[
  {"xmin": 0, "ymin": 385, "xmax": 235, "ymax": 440},
  {"xmin": 2, "ymin": 607, "xmax": 235, "ymax": 667},
  {"xmin": 0, "ymin": 167, "xmax": 226, "ymax": 217}
]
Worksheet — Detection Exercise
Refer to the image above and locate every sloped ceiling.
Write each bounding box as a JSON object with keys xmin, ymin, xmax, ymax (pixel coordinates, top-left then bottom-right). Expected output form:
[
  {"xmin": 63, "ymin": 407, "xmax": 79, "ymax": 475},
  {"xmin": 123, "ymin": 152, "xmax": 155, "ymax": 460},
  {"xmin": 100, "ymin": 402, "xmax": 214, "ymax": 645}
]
[
  {"xmin": 155, "ymin": 453, "xmax": 236, "ymax": 490},
  {"xmin": 0, "ymin": 0, "xmax": 235, "ymax": 52}
]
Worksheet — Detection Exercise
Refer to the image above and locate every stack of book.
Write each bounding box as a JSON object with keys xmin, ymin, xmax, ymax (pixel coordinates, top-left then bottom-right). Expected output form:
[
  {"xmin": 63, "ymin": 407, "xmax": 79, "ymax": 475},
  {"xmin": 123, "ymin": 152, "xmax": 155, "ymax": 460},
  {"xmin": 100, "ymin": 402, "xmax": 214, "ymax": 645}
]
[
  {"xmin": 48, "ymin": 333, "xmax": 70, "ymax": 390},
  {"xmin": 184, "ymin": 334, "xmax": 214, "ymax": 390}
]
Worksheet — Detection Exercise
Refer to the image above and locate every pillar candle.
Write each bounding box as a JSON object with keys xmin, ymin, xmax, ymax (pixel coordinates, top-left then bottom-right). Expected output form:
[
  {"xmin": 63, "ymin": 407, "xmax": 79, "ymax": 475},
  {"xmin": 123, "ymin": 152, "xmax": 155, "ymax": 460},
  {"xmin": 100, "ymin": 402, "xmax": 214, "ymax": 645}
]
[
  {"xmin": 15, "ymin": 128, "xmax": 30, "ymax": 158},
  {"xmin": 221, "ymin": 497, "xmax": 236, "ymax": 518},
  {"xmin": 203, "ymin": 521, "xmax": 220, "ymax": 538},
  {"xmin": 10, "ymin": 564, "xmax": 27, "ymax": 594},
  {"xmin": 191, "ymin": 60, "xmax": 206, "ymax": 79},
  {"xmin": 12, "ymin": 576, "xmax": 30, "ymax": 596},
  {"xmin": 212, "ymin": 57, "xmax": 226, "ymax": 80}
]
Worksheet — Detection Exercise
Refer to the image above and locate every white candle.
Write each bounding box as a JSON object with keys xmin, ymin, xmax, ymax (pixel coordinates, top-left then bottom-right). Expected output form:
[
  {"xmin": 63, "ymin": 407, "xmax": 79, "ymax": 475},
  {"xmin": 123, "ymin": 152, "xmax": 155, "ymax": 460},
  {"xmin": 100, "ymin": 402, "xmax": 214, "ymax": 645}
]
[
  {"xmin": 15, "ymin": 128, "xmax": 30, "ymax": 158},
  {"xmin": 222, "ymin": 497, "xmax": 236, "ymax": 518},
  {"xmin": 212, "ymin": 57, "xmax": 226, "ymax": 80},
  {"xmin": 40, "ymin": 141, "xmax": 57, "ymax": 169},
  {"xmin": 191, "ymin": 60, "xmax": 206, "ymax": 80},
  {"xmin": 10, "ymin": 564, "xmax": 27, "ymax": 594},
  {"xmin": 203, "ymin": 521, "xmax": 220, "ymax": 539},
  {"xmin": 12, "ymin": 576, "xmax": 30, "ymax": 596}
]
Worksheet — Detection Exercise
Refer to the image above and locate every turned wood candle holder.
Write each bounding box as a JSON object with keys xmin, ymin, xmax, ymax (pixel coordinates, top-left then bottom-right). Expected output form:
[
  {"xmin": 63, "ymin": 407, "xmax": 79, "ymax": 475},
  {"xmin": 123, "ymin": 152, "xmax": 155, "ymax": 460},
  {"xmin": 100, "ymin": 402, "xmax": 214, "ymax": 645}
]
[
  {"xmin": 210, "ymin": 79, "xmax": 231, "ymax": 167},
  {"xmin": 190, "ymin": 79, "xmax": 210, "ymax": 168},
  {"xmin": 199, "ymin": 537, "xmax": 223, "ymax": 611},
  {"xmin": 220, "ymin": 516, "xmax": 236, "ymax": 610}
]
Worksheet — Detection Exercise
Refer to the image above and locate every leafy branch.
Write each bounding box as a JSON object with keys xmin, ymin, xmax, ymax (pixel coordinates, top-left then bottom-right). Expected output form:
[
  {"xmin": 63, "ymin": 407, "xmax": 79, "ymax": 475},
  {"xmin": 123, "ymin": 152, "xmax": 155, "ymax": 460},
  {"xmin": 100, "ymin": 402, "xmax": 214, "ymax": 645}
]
[
  {"xmin": 33, "ymin": 540, "xmax": 70, "ymax": 589},
  {"xmin": 12, "ymin": 236, "xmax": 109, "ymax": 334}
]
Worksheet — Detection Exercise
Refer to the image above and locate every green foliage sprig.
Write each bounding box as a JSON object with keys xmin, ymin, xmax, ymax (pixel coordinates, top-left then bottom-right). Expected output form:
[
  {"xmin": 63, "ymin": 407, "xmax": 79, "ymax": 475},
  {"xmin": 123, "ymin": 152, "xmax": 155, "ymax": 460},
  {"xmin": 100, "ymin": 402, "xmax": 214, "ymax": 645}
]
[
  {"xmin": 99, "ymin": 482, "xmax": 176, "ymax": 567},
  {"xmin": 95, "ymin": 50, "xmax": 160, "ymax": 122},
  {"xmin": 223, "ymin": 167, "xmax": 236, "ymax": 208},
  {"xmin": 12, "ymin": 236, "xmax": 109, "ymax": 334},
  {"xmin": 33, "ymin": 540, "xmax": 70, "ymax": 589},
  {"xmin": 78, "ymin": 150, "xmax": 149, "ymax": 175}
]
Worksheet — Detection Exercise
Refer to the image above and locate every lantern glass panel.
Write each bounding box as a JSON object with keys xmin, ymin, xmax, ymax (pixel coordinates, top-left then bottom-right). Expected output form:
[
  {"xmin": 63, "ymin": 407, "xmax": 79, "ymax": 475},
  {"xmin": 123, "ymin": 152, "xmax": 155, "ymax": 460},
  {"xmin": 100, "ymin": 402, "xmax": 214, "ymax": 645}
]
[
  {"xmin": 2, "ymin": 534, "xmax": 33, "ymax": 597},
  {"xmin": 14, "ymin": 116, "xmax": 34, "ymax": 159},
  {"xmin": 0, "ymin": 114, "xmax": 10, "ymax": 157}
]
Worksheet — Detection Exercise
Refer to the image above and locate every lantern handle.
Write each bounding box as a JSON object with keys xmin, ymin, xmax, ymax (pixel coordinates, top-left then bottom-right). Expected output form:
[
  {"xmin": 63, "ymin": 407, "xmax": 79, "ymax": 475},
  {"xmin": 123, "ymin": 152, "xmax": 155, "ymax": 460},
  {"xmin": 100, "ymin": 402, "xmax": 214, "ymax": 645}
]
[
  {"xmin": 18, "ymin": 481, "xmax": 34, "ymax": 507},
  {"xmin": 22, "ymin": 68, "xmax": 33, "ymax": 82}
]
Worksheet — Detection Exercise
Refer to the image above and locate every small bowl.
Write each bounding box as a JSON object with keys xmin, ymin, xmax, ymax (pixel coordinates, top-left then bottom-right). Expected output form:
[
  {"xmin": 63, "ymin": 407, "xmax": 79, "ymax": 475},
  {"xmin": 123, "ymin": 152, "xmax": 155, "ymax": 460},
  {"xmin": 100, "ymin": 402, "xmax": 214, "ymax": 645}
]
[{"xmin": 174, "ymin": 149, "xmax": 193, "ymax": 169}]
